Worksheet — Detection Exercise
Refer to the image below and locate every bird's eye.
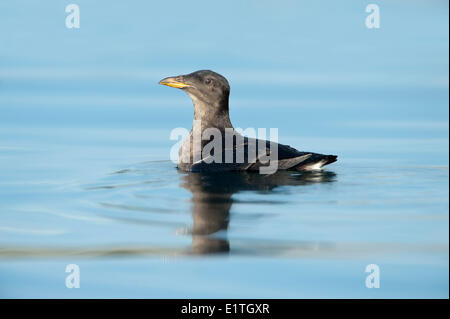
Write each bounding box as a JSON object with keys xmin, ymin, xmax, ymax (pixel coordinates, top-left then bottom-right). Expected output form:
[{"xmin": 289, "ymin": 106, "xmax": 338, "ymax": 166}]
[{"xmin": 204, "ymin": 78, "xmax": 212, "ymax": 85}]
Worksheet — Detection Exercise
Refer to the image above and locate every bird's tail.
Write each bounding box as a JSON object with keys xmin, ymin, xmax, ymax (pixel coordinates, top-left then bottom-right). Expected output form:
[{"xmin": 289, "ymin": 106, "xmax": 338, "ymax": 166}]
[{"xmin": 293, "ymin": 153, "xmax": 338, "ymax": 171}]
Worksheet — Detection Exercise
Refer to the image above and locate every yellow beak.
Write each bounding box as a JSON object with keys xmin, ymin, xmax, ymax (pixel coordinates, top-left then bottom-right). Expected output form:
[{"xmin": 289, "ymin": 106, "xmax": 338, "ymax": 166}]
[{"xmin": 159, "ymin": 76, "xmax": 191, "ymax": 88}]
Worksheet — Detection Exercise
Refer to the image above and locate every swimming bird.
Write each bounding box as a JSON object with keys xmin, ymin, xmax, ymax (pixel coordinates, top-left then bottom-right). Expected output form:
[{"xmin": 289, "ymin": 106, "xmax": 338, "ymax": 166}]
[{"xmin": 159, "ymin": 70, "xmax": 337, "ymax": 173}]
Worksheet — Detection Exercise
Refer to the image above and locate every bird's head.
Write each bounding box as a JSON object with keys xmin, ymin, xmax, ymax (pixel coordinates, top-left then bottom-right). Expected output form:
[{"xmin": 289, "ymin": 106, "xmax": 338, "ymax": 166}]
[{"xmin": 159, "ymin": 70, "xmax": 230, "ymax": 119}]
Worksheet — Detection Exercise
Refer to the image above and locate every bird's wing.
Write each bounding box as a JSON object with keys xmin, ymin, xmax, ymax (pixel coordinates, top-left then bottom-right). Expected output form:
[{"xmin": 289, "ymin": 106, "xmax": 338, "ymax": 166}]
[
  {"xmin": 240, "ymin": 137, "xmax": 312, "ymax": 170},
  {"xmin": 243, "ymin": 137, "xmax": 337, "ymax": 171}
]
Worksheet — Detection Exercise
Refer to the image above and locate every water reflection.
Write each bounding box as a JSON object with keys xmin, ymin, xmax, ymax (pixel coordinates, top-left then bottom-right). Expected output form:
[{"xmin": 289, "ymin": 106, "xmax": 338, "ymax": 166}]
[{"xmin": 180, "ymin": 170, "xmax": 337, "ymax": 255}]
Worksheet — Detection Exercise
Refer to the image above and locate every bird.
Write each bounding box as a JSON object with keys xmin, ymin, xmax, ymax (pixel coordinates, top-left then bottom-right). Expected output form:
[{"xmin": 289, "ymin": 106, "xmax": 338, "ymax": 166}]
[{"xmin": 159, "ymin": 70, "xmax": 337, "ymax": 173}]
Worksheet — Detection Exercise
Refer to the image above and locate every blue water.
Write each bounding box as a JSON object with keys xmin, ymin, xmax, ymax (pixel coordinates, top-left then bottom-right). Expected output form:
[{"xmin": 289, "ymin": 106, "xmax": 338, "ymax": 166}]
[{"xmin": 0, "ymin": 1, "xmax": 448, "ymax": 298}]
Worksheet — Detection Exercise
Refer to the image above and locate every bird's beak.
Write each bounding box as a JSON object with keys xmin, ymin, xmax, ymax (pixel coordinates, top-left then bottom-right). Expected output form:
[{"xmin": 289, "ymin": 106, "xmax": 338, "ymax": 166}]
[{"xmin": 158, "ymin": 76, "xmax": 191, "ymax": 89}]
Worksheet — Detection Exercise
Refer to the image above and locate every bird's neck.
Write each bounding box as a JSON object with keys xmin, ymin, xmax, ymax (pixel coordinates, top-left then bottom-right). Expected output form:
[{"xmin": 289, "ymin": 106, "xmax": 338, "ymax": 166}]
[{"xmin": 191, "ymin": 99, "xmax": 233, "ymax": 133}]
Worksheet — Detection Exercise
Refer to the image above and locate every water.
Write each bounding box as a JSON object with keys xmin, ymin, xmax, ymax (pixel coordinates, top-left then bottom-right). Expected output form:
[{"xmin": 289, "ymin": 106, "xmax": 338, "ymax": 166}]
[{"xmin": 0, "ymin": 0, "xmax": 448, "ymax": 298}]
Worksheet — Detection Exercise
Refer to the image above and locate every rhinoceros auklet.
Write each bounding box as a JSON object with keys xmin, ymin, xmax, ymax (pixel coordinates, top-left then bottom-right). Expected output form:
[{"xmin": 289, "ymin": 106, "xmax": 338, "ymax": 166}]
[{"xmin": 159, "ymin": 70, "xmax": 337, "ymax": 173}]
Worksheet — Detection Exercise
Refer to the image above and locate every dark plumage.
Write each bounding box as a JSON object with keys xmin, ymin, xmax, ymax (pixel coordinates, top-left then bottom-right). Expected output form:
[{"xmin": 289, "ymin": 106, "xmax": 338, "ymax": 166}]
[{"xmin": 159, "ymin": 70, "xmax": 337, "ymax": 173}]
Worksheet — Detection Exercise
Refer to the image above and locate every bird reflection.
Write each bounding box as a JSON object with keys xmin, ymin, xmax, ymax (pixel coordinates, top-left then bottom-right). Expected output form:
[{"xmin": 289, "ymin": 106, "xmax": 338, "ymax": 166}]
[{"xmin": 180, "ymin": 170, "xmax": 336, "ymax": 255}]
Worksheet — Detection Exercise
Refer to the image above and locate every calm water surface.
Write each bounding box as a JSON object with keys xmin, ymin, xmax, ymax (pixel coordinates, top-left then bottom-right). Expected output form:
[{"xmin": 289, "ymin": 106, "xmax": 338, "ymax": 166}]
[
  {"xmin": 0, "ymin": 126, "xmax": 448, "ymax": 298},
  {"xmin": 0, "ymin": 0, "xmax": 448, "ymax": 298}
]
